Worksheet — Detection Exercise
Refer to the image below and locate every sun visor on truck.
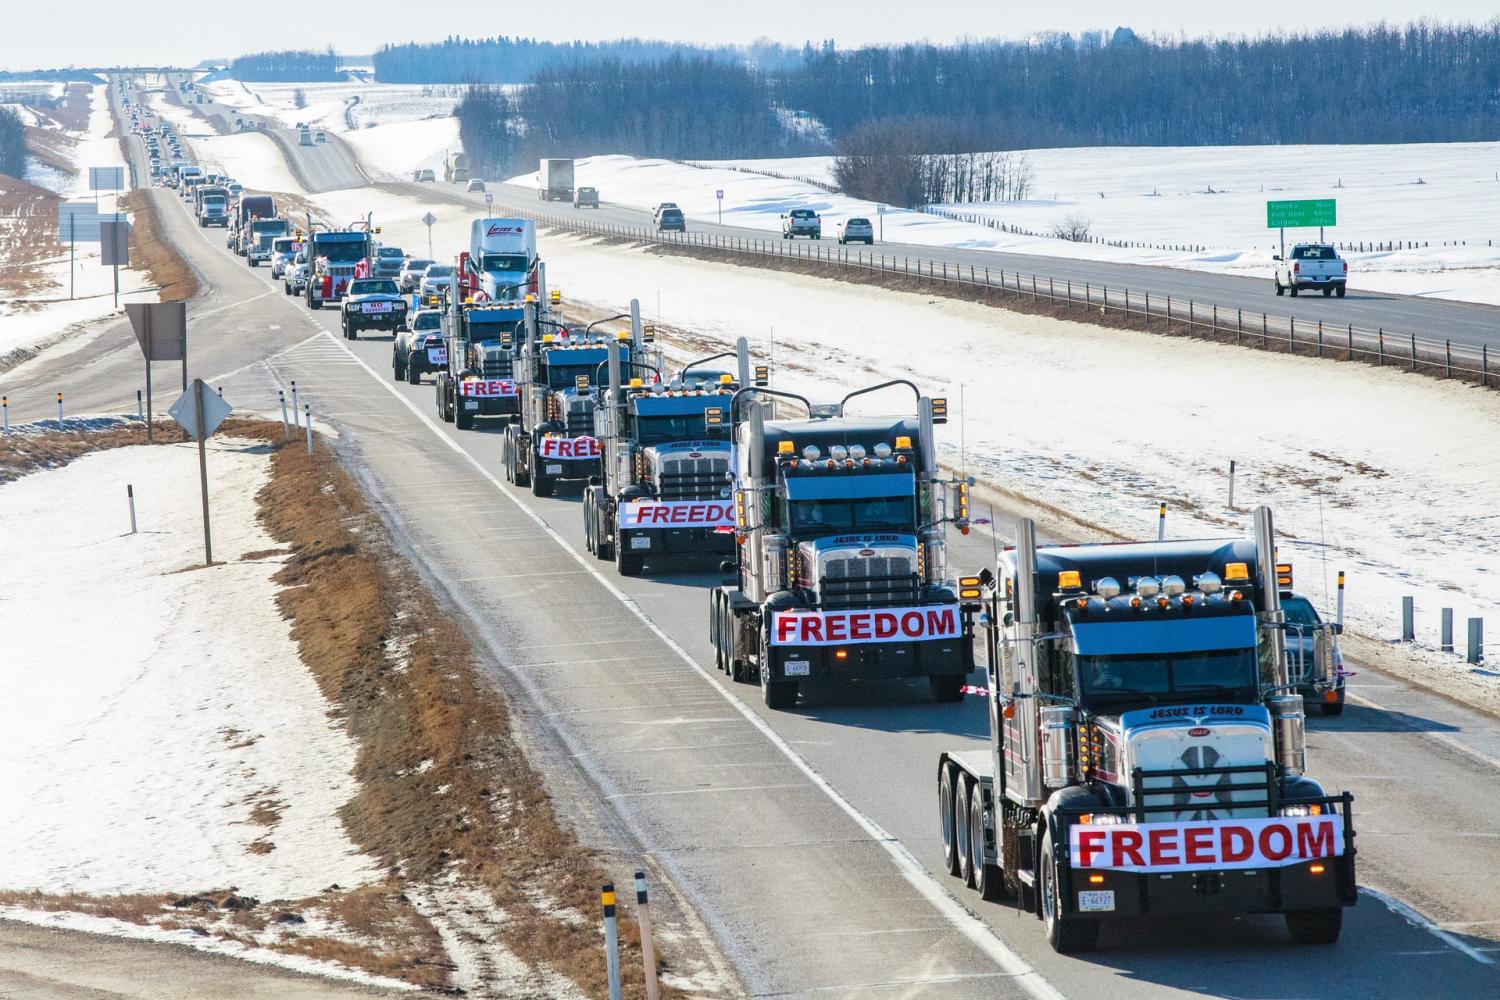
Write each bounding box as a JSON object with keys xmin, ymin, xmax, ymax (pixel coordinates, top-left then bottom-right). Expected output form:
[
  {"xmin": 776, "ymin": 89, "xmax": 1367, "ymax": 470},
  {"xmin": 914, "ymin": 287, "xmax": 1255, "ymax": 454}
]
[
  {"xmin": 784, "ymin": 471, "xmax": 915, "ymax": 500},
  {"xmin": 1071, "ymin": 615, "xmax": 1256, "ymax": 656}
]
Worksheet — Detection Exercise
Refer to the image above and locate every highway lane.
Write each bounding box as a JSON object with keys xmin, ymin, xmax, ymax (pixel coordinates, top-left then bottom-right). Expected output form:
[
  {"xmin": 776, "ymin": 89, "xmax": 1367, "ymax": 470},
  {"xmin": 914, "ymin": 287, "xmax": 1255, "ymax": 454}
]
[{"xmin": 12, "ymin": 78, "xmax": 1498, "ymax": 997}]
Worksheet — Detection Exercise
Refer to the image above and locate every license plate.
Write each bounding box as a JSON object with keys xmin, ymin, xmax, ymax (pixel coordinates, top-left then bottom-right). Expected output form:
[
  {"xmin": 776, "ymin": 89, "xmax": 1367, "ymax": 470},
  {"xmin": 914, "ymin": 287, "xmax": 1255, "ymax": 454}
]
[
  {"xmin": 630, "ymin": 536, "xmax": 651, "ymax": 550},
  {"xmin": 1078, "ymin": 890, "xmax": 1115, "ymax": 912},
  {"xmin": 546, "ymin": 463, "xmax": 563, "ymax": 474},
  {"xmin": 784, "ymin": 659, "xmax": 811, "ymax": 677},
  {"xmin": 464, "ymin": 401, "xmax": 478, "ymax": 410},
  {"xmin": 363, "ymin": 302, "xmax": 391, "ymax": 313}
]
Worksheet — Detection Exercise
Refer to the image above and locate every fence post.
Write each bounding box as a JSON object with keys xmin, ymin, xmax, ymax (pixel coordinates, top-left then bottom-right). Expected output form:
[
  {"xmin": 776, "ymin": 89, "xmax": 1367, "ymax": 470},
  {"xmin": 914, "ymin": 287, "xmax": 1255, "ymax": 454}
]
[
  {"xmin": 1289, "ymin": 317, "xmax": 1295, "ymax": 348},
  {"xmin": 1402, "ymin": 596, "xmax": 1415, "ymax": 642},
  {"xmin": 1237, "ymin": 308, "xmax": 1242, "ymax": 343},
  {"xmin": 1102, "ymin": 286, "xmax": 1107, "ymax": 316},
  {"xmin": 1189, "ymin": 299, "xmax": 1194, "ymax": 330},
  {"xmin": 1445, "ymin": 340, "xmax": 1451, "ymax": 378},
  {"xmin": 1067, "ymin": 279, "xmax": 1072, "ymax": 304},
  {"xmin": 1049, "ymin": 277, "xmax": 1055, "ymax": 305},
  {"xmin": 1441, "ymin": 608, "xmax": 1454, "ymax": 652},
  {"xmin": 1211, "ymin": 303, "xmax": 1217, "ymax": 335},
  {"xmin": 1469, "ymin": 618, "xmax": 1485, "ymax": 664},
  {"xmin": 1317, "ymin": 320, "xmax": 1323, "ymax": 357},
  {"xmin": 1411, "ymin": 333, "xmax": 1417, "ymax": 371},
  {"xmin": 1348, "ymin": 323, "xmax": 1354, "ymax": 358},
  {"xmin": 1031, "ymin": 274, "xmax": 1037, "ymax": 299},
  {"xmin": 1485, "ymin": 344, "xmax": 1490, "ymax": 387},
  {"xmin": 1262, "ymin": 314, "xmax": 1268, "ymax": 348}
]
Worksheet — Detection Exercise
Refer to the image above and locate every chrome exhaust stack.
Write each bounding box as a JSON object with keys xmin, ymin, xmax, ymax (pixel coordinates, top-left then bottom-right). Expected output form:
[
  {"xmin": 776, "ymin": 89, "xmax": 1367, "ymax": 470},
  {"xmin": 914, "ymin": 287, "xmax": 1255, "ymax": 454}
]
[{"xmin": 1256, "ymin": 505, "xmax": 1305, "ymax": 778}]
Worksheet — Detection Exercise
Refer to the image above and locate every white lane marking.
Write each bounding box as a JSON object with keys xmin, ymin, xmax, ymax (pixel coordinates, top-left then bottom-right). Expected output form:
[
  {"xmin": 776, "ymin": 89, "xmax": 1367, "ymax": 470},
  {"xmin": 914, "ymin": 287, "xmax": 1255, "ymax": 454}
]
[
  {"xmin": 312, "ymin": 329, "xmax": 1065, "ymax": 1000},
  {"xmin": 606, "ymin": 783, "xmax": 810, "ymax": 801},
  {"xmin": 1346, "ymin": 691, "xmax": 1500, "ymax": 773},
  {"xmin": 1361, "ymin": 887, "xmax": 1497, "ymax": 966},
  {"xmin": 203, "ymin": 330, "xmax": 326, "ymax": 387}
]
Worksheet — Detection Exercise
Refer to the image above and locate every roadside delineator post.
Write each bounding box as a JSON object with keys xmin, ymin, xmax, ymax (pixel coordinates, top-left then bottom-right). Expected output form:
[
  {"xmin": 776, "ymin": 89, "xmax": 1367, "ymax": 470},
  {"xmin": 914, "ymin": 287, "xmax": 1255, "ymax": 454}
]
[
  {"xmin": 1336, "ymin": 572, "xmax": 1346, "ymax": 631},
  {"xmin": 2, "ymin": 396, "xmax": 8, "ymax": 434},
  {"xmin": 137, "ymin": 389, "xmax": 143, "ymax": 421},
  {"xmin": 1441, "ymin": 608, "xmax": 1454, "ymax": 653},
  {"xmin": 1402, "ymin": 596, "xmax": 1415, "ymax": 642},
  {"xmin": 291, "ymin": 380, "xmax": 301, "ymax": 427},
  {"xmin": 279, "ymin": 390, "xmax": 289, "ymax": 438},
  {"xmin": 1157, "ymin": 501, "xmax": 1166, "ymax": 541},
  {"xmin": 56, "ymin": 392, "xmax": 64, "ymax": 431},
  {"xmin": 304, "ymin": 404, "xmax": 313, "ymax": 454},
  {"xmin": 1227, "ymin": 460, "xmax": 1236, "ymax": 509},
  {"xmin": 601, "ymin": 884, "xmax": 622, "ymax": 1000},
  {"xmin": 1468, "ymin": 619, "xmax": 1484, "ymax": 665},
  {"xmin": 635, "ymin": 872, "xmax": 660, "ymax": 1000}
]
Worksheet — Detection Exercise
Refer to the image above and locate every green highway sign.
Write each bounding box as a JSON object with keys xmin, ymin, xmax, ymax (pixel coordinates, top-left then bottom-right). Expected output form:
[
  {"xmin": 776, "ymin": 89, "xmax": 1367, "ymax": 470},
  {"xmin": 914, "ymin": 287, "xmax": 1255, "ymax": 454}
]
[{"xmin": 1266, "ymin": 198, "xmax": 1337, "ymax": 229}]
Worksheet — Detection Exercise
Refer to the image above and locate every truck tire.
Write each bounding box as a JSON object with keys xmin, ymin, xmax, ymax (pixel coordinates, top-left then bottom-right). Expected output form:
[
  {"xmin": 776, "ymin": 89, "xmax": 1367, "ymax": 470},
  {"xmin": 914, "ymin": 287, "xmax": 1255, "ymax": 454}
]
[
  {"xmin": 939, "ymin": 764, "xmax": 963, "ymax": 877},
  {"xmin": 455, "ymin": 407, "xmax": 473, "ymax": 430},
  {"xmin": 407, "ymin": 363, "xmax": 421, "ymax": 386},
  {"xmin": 512, "ymin": 433, "xmax": 531, "ymax": 488},
  {"xmin": 1286, "ymin": 907, "xmax": 1343, "ymax": 945},
  {"xmin": 1040, "ymin": 828, "xmax": 1099, "ymax": 953},
  {"xmin": 393, "ymin": 352, "xmax": 406, "ymax": 381},
  {"xmin": 1275, "ymin": 279, "xmax": 1285, "ymax": 296},
  {"xmin": 969, "ymin": 781, "xmax": 1010, "ymax": 901},
  {"xmin": 594, "ymin": 492, "xmax": 614, "ymax": 561},
  {"xmin": 1335, "ymin": 285, "xmax": 1346, "ymax": 298},
  {"xmin": 532, "ymin": 469, "xmax": 554, "ymax": 498},
  {"xmin": 309, "ymin": 296, "xmax": 322, "ymax": 310},
  {"xmin": 1289, "ymin": 286, "xmax": 1299, "ymax": 297},
  {"xmin": 1320, "ymin": 690, "xmax": 1346, "ymax": 716},
  {"xmin": 955, "ymin": 773, "xmax": 975, "ymax": 887},
  {"xmin": 1322, "ymin": 286, "xmax": 1332, "ymax": 297},
  {"xmin": 930, "ymin": 674, "xmax": 966, "ymax": 703},
  {"xmin": 249, "ymin": 258, "xmax": 258, "ymax": 268}
]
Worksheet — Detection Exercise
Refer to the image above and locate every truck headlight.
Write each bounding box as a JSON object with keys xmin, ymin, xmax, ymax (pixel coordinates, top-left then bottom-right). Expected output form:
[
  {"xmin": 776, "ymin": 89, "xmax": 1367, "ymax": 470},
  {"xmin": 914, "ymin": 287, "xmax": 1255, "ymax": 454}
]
[
  {"xmin": 1079, "ymin": 812, "xmax": 1129, "ymax": 825},
  {"xmin": 1279, "ymin": 804, "xmax": 1323, "ymax": 817}
]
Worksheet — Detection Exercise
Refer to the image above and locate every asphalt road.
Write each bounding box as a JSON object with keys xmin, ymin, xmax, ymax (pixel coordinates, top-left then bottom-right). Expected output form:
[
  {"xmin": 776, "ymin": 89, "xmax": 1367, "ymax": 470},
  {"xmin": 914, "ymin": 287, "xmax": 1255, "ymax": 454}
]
[{"xmin": 7, "ymin": 76, "xmax": 1500, "ymax": 998}]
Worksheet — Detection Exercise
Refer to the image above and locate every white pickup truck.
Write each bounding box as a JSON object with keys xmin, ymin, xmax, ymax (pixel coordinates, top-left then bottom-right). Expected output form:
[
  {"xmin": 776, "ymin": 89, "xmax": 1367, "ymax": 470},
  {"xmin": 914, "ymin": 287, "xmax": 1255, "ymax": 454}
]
[{"xmin": 1274, "ymin": 243, "xmax": 1347, "ymax": 298}]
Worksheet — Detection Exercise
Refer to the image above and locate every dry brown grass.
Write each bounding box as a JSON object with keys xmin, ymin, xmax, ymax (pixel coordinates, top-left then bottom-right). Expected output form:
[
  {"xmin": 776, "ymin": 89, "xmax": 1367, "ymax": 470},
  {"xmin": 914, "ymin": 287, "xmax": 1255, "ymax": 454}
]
[
  {"xmin": 260, "ymin": 436, "xmax": 659, "ymax": 997},
  {"xmin": 0, "ymin": 890, "xmax": 174, "ymax": 924},
  {"xmin": 0, "ymin": 175, "xmax": 64, "ymax": 305},
  {"xmin": 119, "ymin": 189, "xmax": 199, "ymax": 302},
  {"xmin": 55, "ymin": 83, "xmax": 93, "ymax": 133}
]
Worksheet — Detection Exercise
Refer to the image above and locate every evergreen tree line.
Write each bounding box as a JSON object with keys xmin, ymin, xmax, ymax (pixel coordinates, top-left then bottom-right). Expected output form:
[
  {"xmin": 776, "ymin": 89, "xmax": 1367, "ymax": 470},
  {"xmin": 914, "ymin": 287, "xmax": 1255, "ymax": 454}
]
[
  {"xmin": 0, "ymin": 107, "xmax": 27, "ymax": 179},
  {"xmin": 782, "ymin": 23, "xmax": 1500, "ymax": 148},
  {"xmin": 230, "ymin": 48, "xmax": 342, "ymax": 82},
  {"xmin": 455, "ymin": 57, "xmax": 804, "ymax": 178}
]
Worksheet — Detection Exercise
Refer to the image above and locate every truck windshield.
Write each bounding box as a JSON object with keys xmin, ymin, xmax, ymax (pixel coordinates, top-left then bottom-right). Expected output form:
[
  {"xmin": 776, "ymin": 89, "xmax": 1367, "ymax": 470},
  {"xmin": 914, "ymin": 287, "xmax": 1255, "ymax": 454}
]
[
  {"xmin": 635, "ymin": 415, "xmax": 727, "ymax": 445},
  {"xmin": 1077, "ymin": 648, "xmax": 1259, "ymax": 705},
  {"xmin": 317, "ymin": 239, "xmax": 368, "ymax": 262},
  {"xmin": 481, "ymin": 253, "xmax": 529, "ymax": 273},
  {"xmin": 350, "ymin": 280, "xmax": 398, "ymax": 296},
  {"xmin": 546, "ymin": 364, "xmax": 594, "ymax": 390},
  {"xmin": 790, "ymin": 497, "xmax": 912, "ymax": 535},
  {"xmin": 253, "ymin": 220, "xmax": 286, "ymax": 232},
  {"xmin": 1291, "ymin": 246, "xmax": 1337, "ymax": 260}
]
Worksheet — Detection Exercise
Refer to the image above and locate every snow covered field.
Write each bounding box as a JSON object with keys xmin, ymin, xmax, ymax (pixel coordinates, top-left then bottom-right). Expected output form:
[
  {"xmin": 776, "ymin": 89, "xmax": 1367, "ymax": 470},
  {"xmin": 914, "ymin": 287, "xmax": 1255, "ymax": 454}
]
[
  {"xmin": 0, "ymin": 84, "xmax": 155, "ymax": 361},
  {"xmin": 0, "ymin": 438, "xmax": 376, "ymax": 899},
  {"xmin": 201, "ymin": 79, "xmax": 461, "ymax": 132}
]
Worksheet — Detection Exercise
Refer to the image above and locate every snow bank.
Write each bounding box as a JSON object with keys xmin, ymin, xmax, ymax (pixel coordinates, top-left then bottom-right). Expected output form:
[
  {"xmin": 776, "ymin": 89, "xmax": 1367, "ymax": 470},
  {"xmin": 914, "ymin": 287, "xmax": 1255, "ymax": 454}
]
[
  {"xmin": 0, "ymin": 439, "xmax": 377, "ymax": 899},
  {"xmin": 193, "ymin": 131, "xmax": 301, "ymax": 192},
  {"xmin": 342, "ymin": 117, "xmax": 459, "ymax": 182},
  {"xmin": 202, "ymin": 79, "xmax": 460, "ymax": 133}
]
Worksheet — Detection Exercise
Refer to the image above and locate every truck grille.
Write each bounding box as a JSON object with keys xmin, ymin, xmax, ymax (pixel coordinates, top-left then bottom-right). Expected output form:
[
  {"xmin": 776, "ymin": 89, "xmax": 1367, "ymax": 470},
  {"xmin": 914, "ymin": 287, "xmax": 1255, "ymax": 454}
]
[
  {"xmin": 818, "ymin": 555, "xmax": 919, "ymax": 608},
  {"xmin": 657, "ymin": 456, "xmax": 728, "ymax": 500},
  {"xmin": 565, "ymin": 398, "xmax": 595, "ymax": 437},
  {"xmin": 476, "ymin": 347, "xmax": 512, "ymax": 379},
  {"xmin": 328, "ymin": 265, "xmax": 357, "ymax": 278}
]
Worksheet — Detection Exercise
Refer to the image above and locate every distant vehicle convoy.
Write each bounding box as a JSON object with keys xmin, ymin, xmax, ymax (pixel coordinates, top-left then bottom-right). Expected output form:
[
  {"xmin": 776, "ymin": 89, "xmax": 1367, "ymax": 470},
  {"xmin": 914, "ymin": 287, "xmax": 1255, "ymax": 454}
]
[{"xmin": 1274, "ymin": 244, "xmax": 1348, "ymax": 297}]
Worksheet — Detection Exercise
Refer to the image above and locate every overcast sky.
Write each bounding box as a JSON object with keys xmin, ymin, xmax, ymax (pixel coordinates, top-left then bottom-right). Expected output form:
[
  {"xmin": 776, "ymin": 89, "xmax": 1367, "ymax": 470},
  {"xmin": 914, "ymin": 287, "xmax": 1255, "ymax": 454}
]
[{"xmin": 5, "ymin": 2, "xmax": 1496, "ymax": 70}]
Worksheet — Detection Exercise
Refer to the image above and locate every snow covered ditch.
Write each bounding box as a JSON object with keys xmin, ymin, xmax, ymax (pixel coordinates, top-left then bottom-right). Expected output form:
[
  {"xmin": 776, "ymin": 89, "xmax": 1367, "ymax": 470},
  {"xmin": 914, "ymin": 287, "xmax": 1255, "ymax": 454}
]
[
  {"xmin": 0, "ymin": 437, "xmax": 377, "ymax": 899},
  {"xmin": 316, "ymin": 181, "xmax": 1500, "ymax": 707}
]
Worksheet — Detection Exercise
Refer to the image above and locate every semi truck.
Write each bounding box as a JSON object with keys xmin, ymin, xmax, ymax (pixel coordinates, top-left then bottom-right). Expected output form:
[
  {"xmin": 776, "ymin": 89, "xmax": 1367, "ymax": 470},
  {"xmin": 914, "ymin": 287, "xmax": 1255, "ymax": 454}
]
[
  {"xmin": 229, "ymin": 195, "xmax": 276, "ymax": 254},
  {"xmin": 195, "ymin": 185, "xmax": 229, "ymax": 227},
  {"xmin": 936, "ymin": 508, "xmax": 1355, "ymax": 953},
  {"xmin": 538, "ymin": 158, "xmax": 575, "ymax": 202},
  {"xmin": 460, "ymin": 218, "xmax": 538, "ymax": 305},
  {"xmin": 708, "ymin": 383, "xmax": 975, "ymax": 709},
  {"xmin": 502, "ymin": 306, "xmax": 641, "ymax": 498},
  {"xmin": 304, "ymin": 221, "xmax": 375, "ymax": 309},
  {"xmin": 585, "ymin": 337, "xmax": 761, "ymax": 577},
  {"xmin": 245, "ymin": 217, "xmax": 290, "ymax": 266},
  {"xmin": 444, "ymin": 152, "xmax": 470, "ymax": 183},
  {"xmin": 435, "ymin": 298, "xmax": 528, "ymax": 431}
]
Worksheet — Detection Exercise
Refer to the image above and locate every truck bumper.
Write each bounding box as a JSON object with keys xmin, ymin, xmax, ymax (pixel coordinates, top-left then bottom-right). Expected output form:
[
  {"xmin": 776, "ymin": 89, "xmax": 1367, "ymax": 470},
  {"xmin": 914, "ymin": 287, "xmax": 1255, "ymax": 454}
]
[
  {"xmin": 1062, "ymin": 854, "xmax": 1356, "ymax": 919},
  {"xmin": 1292, "ymin": 278, "xmax": 1346, "ymax": 290},
  {"xmin": 457, "ymin": 397, "xmax": 518, "ymax": 419},
  {"xmin": 535, "ymin": 456, "xmax": 599, "ymax": 481},
  {"xmin": 618, "ymin": 526, "xmax": 734, "ymax": 558},
  {"xmin": 767, "ymin": 631, "xmax": 973, "ymax": 683}
]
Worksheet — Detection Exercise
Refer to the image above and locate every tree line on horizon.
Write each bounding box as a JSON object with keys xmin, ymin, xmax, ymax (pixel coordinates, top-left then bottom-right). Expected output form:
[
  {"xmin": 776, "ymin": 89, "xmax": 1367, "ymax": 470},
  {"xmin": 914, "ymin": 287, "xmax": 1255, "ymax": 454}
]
[
  {"xmin": 0, "ymin": 107, "xmax": 27, "ymax": 179},
  {"xmin": 229, "ymin": 48, "xmax": 342, "ymax": 83}
]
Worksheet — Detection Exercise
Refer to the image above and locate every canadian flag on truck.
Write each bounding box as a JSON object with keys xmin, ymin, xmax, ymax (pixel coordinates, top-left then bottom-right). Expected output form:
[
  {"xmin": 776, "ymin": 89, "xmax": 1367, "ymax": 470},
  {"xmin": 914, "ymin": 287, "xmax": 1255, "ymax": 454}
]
[{"xmin": 354, "ymin": 257, "xmax": 370, "ymax": 278}]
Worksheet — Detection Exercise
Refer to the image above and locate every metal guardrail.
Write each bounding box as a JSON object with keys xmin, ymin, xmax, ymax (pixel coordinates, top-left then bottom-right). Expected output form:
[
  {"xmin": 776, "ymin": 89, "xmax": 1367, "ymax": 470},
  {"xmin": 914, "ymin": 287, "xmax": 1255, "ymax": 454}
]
[{"xmin": 490, "ymin": 203, "xmax": 1497, "ymax": 389}]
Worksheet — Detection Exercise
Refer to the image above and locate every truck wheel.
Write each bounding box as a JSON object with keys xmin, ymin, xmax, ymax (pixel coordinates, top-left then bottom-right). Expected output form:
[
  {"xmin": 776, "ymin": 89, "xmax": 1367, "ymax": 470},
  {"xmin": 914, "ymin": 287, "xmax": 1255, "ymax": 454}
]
[
  {"xmin": 595, "ymin": 495, "xmax": 614, "ymax": 560},
  {"xmin": 532, "ymin": 469, "xmax": 554, "ymax": 498},
  {"xmin": 514, "ymin": 442, "xmax": 531, "ymax": 488},
  {"xmin": 1275, "ymin": 279, "xmax": 1285, "ymax": 296},
  {"xmin": 407, "ymin": 363, "xmax": 421, "ymax": 386},
  {"xmin": 249, "ymin": 258, "xmax": 258, "ymax": 268},
  {"xmin": 1335, "ymin": 285, "xmax": 1346, "ymax": 298},
  {"xmin": 309, "ymin": 296, "xmax": 321, "ymax": 310},
  {"xmin": 1319, "ymin": 690, "xmax": 1346, "ymax": 716},
  {"xmin": 1289, "ymin": 286, "xmax": 1299, "ymax": 297},
  {"xmin": 969, "ymin": 781, "xmax": 1010, "ymax": 901},
  {"xmin": 455, "ymin": 407, "xmax": 473, "ymax": 430},
  {"xmin": 1286, "ymin": 907, "xmax": 1343, "ymax": 945},
  {"xmin": 1322, "ymin": 286, "xmax": 1332, "ymax": 297},
  {"xmin": 955, "ymin": 773, "xmax": 975, "ymax": 887},
  {"xmin": 393, "ymin": 352, "xmax": 406, "ymax": 380},
  {"xmin": 930, "ymin": 674, "xmax": 966, "ymax": 703},
  {"xmin": 939, "ymin": 765, "xmax": 963, "ymax": 876},
  {"xmin": 1040, "ymin": 828, "xmax": 1099, "ymax": 953}
]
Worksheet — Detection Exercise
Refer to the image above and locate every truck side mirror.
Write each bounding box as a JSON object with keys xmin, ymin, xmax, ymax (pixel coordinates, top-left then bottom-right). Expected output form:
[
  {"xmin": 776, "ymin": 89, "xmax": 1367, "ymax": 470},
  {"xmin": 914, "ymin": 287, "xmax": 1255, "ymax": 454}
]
[
  {"xmin": 1331, "ymin": 622, "xmax": 1344, "ymax": 635},
  {"xmin": 1272, "ymin": 255, "xmax": 1283, "ymax": 262}
]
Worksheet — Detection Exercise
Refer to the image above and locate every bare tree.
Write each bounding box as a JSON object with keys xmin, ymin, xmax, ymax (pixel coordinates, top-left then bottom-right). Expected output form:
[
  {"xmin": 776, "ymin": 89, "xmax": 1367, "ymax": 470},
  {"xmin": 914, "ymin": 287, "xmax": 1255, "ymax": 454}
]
[{"xmin": 1052, "ymin": 214, "xmax": 1093, "ymax": 242}]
